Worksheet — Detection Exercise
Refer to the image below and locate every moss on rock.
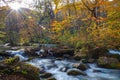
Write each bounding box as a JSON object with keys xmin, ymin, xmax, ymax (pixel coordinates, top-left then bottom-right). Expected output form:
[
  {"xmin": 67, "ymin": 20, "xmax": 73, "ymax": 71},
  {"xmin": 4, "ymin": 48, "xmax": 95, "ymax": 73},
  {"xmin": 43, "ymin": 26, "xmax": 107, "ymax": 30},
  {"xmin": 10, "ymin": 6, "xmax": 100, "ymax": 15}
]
[
  {"xmin": 3, "ymin": 56, "xmax": 20, "ymax": 65},
  {"xmin": 14, "ymin": 63, "xmax": 40, "ymax": 80},
  {"xmin": 97, "ymin": 57, "xmax": 120, "ymax": 69},
  {"xmin": 0, "ymin": 57, "xmax": 40, "ymax": 80}
]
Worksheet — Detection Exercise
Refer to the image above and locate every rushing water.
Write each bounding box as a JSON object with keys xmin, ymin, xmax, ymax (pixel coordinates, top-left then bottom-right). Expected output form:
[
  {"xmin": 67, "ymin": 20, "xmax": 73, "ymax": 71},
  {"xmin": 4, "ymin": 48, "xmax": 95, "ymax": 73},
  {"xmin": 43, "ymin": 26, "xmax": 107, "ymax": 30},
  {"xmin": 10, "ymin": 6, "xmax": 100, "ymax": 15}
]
[
  {"xmin": 28, "ymin": 58, "xmax": 120, "ymax": 80},
  {"xmin": 5, "ymin": 49, "xmax": 120, "ymax": 80},
  {"xmin": 6, "ymin": 49, "xmax": 28, "ymax": 61},
  {"xmin": 109, "ymin": 50, "xmax": 120, "ymax": 55}
]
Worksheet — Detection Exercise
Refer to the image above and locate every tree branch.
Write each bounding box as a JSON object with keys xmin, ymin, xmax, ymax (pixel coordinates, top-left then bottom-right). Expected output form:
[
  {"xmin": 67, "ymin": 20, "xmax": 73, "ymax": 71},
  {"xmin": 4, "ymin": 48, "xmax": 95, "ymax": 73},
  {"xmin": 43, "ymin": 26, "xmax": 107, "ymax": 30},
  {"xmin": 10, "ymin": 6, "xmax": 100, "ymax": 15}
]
[{"xmin": 81, "ymin": 0, "xmax": 93, "ymax": 12}]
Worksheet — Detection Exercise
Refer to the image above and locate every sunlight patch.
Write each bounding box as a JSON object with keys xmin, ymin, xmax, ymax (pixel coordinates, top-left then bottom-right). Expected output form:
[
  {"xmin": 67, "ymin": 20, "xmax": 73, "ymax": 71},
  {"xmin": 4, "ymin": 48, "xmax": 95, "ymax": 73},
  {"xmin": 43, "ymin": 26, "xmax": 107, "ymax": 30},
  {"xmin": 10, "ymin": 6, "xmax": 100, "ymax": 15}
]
[{"xmin": 9, "ymin": 2, "xmax": 21, "ymax": 10}]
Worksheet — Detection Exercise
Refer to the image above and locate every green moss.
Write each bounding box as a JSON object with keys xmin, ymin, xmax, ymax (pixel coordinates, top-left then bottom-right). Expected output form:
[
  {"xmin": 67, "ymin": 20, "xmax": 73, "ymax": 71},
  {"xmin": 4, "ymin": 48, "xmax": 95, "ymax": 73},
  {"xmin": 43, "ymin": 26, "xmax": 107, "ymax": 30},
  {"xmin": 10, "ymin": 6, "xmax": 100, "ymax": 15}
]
[
  {"xmin": 4, "ymin": 56, "xmax": 19, "ymax": 65},
  {"xmin": 74, "ymin": 49, "xmax": 87, "ymax": 60},
  {"xmin": 21, "ymin": 70, "xmax": 28, "ymax": 75},
  {"xmin": 15, "ymin": 63, "xmax": 40, "ymax": 80},
  {"xmin": 74, "ymin": 54, "xmax": 87, "ymax": 60},
  {"xmin": 109, "ymin": 54, "xmax": 120, "ymax": 61},
  {"xmin": 98, "ymin": 57, "xmax": 120, "ymax": 69},
  {"xmin": 0, "ymin": 57, "xmax": 40, "ymax": 80},
  {"xmin": 109, "ymin": 64, "xmax": 120, "ymax": 69},
  {"xmin": 97, "ymin": 57, "xmax": 105, "ymax": 65}
]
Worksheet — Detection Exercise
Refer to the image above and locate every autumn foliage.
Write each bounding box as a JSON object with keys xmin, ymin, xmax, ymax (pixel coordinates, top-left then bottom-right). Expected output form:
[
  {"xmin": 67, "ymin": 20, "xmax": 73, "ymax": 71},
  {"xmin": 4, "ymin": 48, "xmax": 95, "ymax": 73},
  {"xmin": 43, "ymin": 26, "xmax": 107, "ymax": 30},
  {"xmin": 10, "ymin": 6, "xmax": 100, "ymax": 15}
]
[{"xmin": 0, "ymin": 0, "xmax": 120, "ymax": 49}]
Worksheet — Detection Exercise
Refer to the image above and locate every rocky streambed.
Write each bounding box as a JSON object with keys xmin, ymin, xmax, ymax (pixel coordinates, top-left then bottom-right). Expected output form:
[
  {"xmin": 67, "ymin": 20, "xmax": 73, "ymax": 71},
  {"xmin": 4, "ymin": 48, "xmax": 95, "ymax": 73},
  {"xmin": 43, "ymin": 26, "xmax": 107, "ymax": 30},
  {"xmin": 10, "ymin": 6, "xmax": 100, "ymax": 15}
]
[
  {"xmin": 28, "ymin": 58, "xmax": 120, "ymax": 80},
  {"xmin": 0, "ymin": 46, "xmax": 120, "ymax": 80}
]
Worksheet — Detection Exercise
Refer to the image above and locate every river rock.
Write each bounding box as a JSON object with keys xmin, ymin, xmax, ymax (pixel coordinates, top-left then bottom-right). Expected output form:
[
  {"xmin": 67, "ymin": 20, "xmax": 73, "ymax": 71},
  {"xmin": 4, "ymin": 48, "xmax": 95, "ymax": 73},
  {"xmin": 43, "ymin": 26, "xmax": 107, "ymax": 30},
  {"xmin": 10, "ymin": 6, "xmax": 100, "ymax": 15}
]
[
  {"xmin": 63, "ymin": 54, "xmax": 72, "ymax": 59},
  {"xmin": 24, "ymin": 48, "xmax": 37, "ymax": 56},
  {"xmin": 24, "ymin": 47, "xmax": 46, "ymax": 57},
  {"xmin": 52, "ymin": 48, "xmax": 74, "ymax": 57},
  {"xmin": 45, "ymin": 64, "xmax": 57, "ymax": 70},
  {"xmin": 73, "ymin": 63, "xmax": 88, "ymax": 71},
  {"xmin": 46, "ymin": 77, "xmax": 56, "ymax": 80},
  {"xmin": 56, "ymin": 57, "xmax": 63, "ymax": 60},
  {"xmin": 67, "ymin": 69, "xmax": 87, "ymax": 76},
  {"xmin": 74, "ymin": 54, "xmax": 87, "ymax": 60},
  {"xmin": 60, "ymin": 67, "xmax": 68, "ymax": 72},
  {"xmin": 87, "ymin": 59, "xmax": 95, "ymax": 63},
  {"xmin": 97, "ymin": 57, "xmax": 120, "ymax": 69},
  {"xmin": 88, "ymin": 47, "xmax": 108, "ymax": 59},
  {"xmin": 108, "ymin": 54, "xmax": 120, "ymax": 61},
  {"xmin": 0, "ymin": 51, "xmax": 12, "ymax": 57},
  {"xmin": 40, "ymin": 72, "xmax": 52, "ymax": 78},
  {"xmin": 93, "ymin": 69, "xmax": 102, "ymax": 73},
  {"xmin": 73, "ymin": 51, "xmax": 87, "ymax": 60}
]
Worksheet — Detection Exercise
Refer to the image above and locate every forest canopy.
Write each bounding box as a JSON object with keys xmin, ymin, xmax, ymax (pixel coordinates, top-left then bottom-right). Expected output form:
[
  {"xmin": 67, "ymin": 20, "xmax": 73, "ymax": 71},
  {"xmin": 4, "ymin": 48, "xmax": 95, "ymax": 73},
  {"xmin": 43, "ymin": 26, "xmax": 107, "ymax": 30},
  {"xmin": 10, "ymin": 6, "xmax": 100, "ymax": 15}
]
[{"xmin": 0, "ymin": 0, "xmax": 120, "ymax": 50}]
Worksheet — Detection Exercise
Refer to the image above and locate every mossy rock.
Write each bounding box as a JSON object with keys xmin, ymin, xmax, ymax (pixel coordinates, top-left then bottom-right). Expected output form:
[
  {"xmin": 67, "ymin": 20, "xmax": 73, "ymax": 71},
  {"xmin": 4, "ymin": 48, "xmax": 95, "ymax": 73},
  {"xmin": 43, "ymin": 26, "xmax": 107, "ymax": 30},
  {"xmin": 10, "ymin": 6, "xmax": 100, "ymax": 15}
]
[
  {"xmin": 0, "ymin": 74, "xmax": 29, "ymax": 80},
  {"xmin": 3, "ymin": 56, "xmax": 20, "ymax": 65},
  {"xmin": 73, "ymin": 63, "xmax": 89, "ymax": 71},
  {"xmin": 0, "ymin": 56, "xmax": 20, "ymax": 70},
  {"xmin": 53, "ymin": 49, "xmax": 74, "ymax": 57},
  {"xmin": 0, "ymin": 57, "xmax": 40, "ymax": 80},
  {"xmin": 74, "ymin": 53, "xmax": 87, "ymax": 60},
  {"xmin": 109, "ymin": 54, "xmax": 120, "ymax": 61},
  {"xmin": 74, "ymin": 48, "xmax": 88, "ymax": 60},
  {"xmin": 87, "ymin": 59, "xmax": 95, "ymax": 63},
  {"xmin": 14, "ymin": 63, "xmax": 40, "ymax": 80},
  {"xmin": 24, "ymin": 48, "xmax": 39, "ymax": 56},
  {"xmin": 0, "ymin": 57, "xmax": 20, "ymax": 74},
  {"xmin": 97, "ymin": 57, "xmax": 120, "ymax": 69},
  {"xmin": 88, "ymin": 47, "xmax": 108, "ymax": 59}
]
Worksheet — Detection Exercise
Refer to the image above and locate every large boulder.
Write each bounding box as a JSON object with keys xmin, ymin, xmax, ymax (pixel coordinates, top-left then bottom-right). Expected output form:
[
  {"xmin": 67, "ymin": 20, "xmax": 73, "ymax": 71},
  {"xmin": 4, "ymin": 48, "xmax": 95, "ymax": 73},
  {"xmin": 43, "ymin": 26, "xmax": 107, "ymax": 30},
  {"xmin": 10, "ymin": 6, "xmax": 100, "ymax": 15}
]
[
  {"xmin": 0, "ymin": 56, "xmax": 19, "ymax": 66},
  {"xmin": 24, "ymin": 47, "xmax": 48, "ymax": 57},
  {"xmin": 24, "ymin": 48, "xmax": 39, "ymax": 56},
  {"xmin": 67, "ymin": 69, "xmax": 87, "ymax": 76},
  {"xmin": 14, "ymin": 63, "xmax": 40, "ymax": 80},
  {"xmin": 97, "ymin": 57, "xmax": 120, "ymax": 69},
  {"xmin": 51, "ymin": 48, "xmax": 74, "ymax": 57},
  {"xmin": 0, "ymin": 56, "xmax": 20, "ymax": 72},
  {"xmin": 0, "ymin": 57, "xmax": 40, "ymax": 80},
  {"xmin": 88, "ymin": 47, "xmax": 108, "ymax": 59},
  {"xmin": 108, "ymin": 54, "xmax": 120, "ymax": 61}
]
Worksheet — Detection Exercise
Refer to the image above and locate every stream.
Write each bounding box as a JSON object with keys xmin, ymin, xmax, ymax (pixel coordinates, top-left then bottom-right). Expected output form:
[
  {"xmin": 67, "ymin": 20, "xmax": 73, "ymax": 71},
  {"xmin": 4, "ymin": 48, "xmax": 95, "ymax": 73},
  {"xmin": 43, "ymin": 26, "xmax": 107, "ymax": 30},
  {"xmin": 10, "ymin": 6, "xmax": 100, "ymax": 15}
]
[{"xmin": 4, "ymin": 49, "xmax": 120, "ymax": 80}]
